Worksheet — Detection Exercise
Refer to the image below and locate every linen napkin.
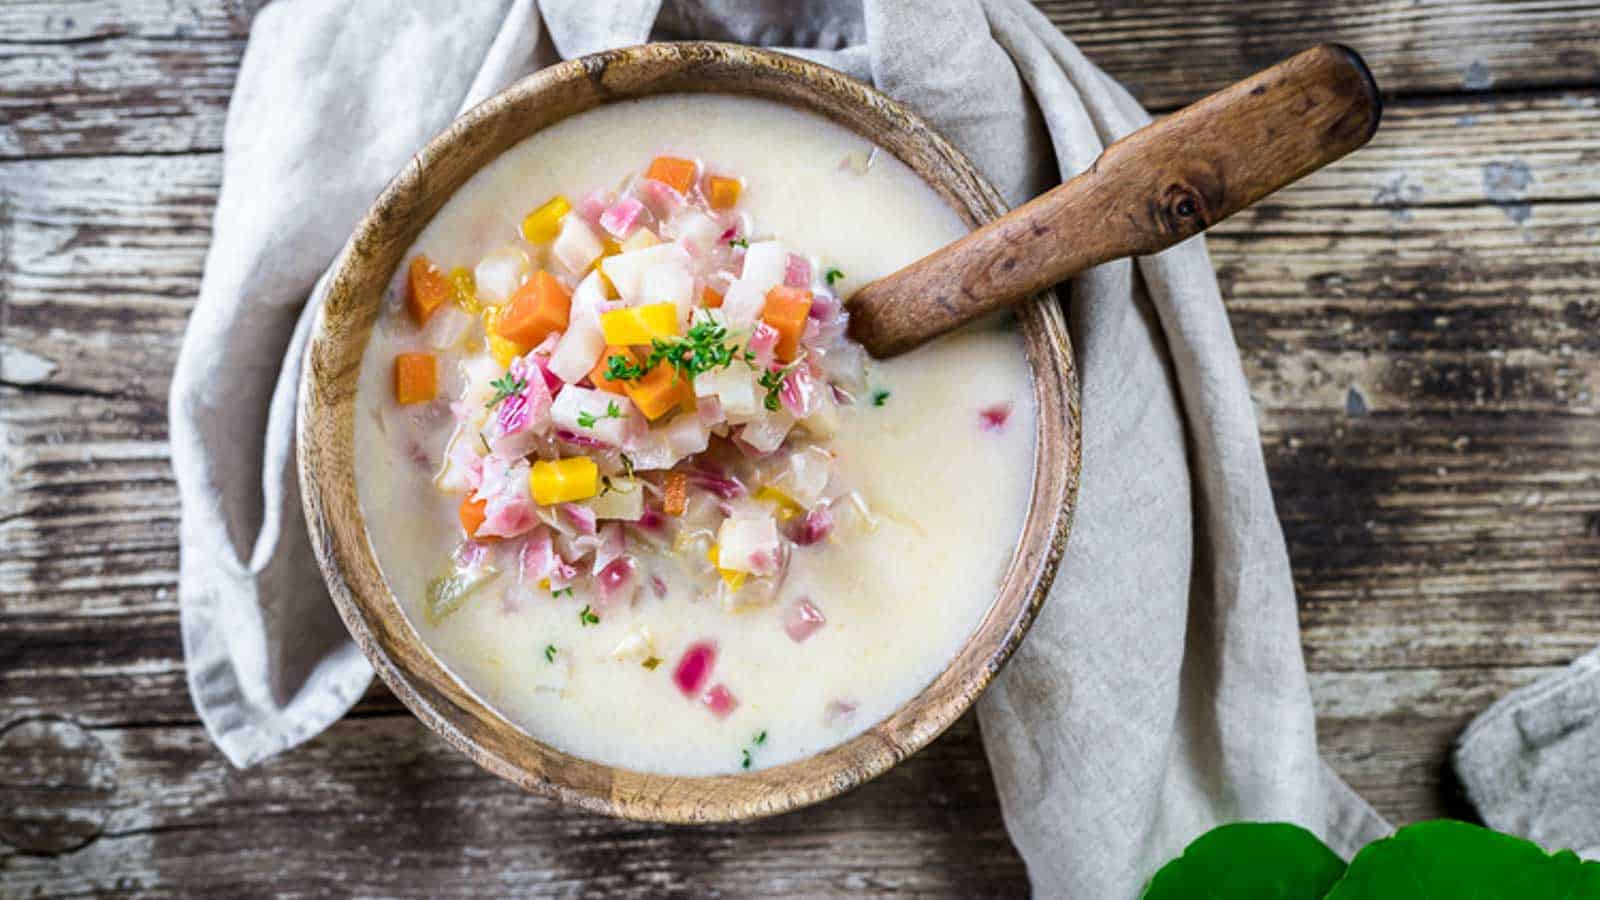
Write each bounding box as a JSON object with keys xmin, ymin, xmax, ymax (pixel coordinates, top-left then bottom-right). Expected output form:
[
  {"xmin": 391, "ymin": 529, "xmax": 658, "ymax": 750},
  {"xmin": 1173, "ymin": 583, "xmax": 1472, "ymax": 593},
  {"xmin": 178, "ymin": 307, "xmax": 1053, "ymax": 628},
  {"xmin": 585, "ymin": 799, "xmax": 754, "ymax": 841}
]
[
  {"xmin": 1456, "ymin": 649, "xmax": 1600, "ymax": 858},
  {"xmin": 169, "ymin": 0, "xmax": 1391, "ymax": 894}
]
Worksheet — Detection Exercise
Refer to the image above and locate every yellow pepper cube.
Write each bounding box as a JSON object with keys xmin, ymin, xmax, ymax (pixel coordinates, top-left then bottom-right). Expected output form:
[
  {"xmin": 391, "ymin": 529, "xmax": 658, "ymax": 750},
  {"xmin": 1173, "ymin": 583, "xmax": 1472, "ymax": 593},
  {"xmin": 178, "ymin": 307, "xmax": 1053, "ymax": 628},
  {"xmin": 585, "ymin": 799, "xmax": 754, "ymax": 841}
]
[
  {"xmin": 529, "ymin": 457, "xmax": 600, "ymax": 506},
  {"xmin": 480, "ymin": 306, "xmax": 527, "ymax": 366},
  {"xmin": 600, "ymin": 303, "xmax": 680, "ymax": 346},
  {"xmin": 706, "ymin": 543, "xmax": 746, "ymax": 592},
  {"xmin": 754, "ymin": 486, "xmax": 802, "ymax": 521},
  {"xmin": 449, "ymin": 266, "xmax": 479, "ymax": 314},
  {"xmin": 521, "ymin": 195, "xmax": 572, "ymax": 244},
  {"xmin": 619, "ymin": 228, "xmax": 661, "ymax": 253}
]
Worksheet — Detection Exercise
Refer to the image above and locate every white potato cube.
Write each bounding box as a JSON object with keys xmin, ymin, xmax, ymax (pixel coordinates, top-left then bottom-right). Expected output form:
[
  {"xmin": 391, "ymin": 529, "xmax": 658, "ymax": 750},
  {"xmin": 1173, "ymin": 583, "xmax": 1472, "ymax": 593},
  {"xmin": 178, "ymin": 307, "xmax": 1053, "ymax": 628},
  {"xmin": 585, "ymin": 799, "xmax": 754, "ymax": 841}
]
[
  {"xmin": 549, "ymin": 385, "xmax": 642, "ymax": 447},
  {"xmin": 600, "ymin": 243, "xmax": 681, "ymax": 303},
  {"xmin": 693, "ymin": 364, "xmax": 761, "ymax": 419},
  {"xmin": 669, "ymin": 210, "xmax": 723, "ymax": 252},
  {"xmin": 552, "ymin": 216, "xmax": 604, "ymax": 276},
  {"xmin": 716, "ymin": 516, "xmax": 780, "ymax": 574},
  {"xmin": 739, "ymin": 241, "xmax": 787, "ymax": 291},
  {"xmin": 547, "ymin": 271, "xmax": 609, "ymax": 383},
  {"xmin": 641, "ymin": 262, "xmax": 694, "ymax": 327},
  {"xmin": 474, "ymin": 244, "xmax": 530, "ymax": 304},
  {"xmin": 585, "ymin": 478, "xmax": 645, "ymax": 521},
  {"xmin": 719, "ymin": 278, "xmax": 768, "ymax": 328},
  {"xmin": 739, "ymin": 409, "xmax": 795, "ymax": 454},
  {"xmin": 611, "ymin": 626, "xmax": 656, "ymax": 663}
]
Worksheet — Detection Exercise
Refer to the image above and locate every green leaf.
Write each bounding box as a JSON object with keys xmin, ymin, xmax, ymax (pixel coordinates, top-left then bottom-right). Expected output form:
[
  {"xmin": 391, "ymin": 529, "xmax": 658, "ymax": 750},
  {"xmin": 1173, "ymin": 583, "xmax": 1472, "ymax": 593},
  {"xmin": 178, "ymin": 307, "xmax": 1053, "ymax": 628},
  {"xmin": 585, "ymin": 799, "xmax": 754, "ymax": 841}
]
[
  {"xmin": 1141, "ymin": 823, "xmax": 1345, "ymax": 900},
  {"xmin": 1327, "ymin": 820, "xmax": 1600, "ymax": 899}
]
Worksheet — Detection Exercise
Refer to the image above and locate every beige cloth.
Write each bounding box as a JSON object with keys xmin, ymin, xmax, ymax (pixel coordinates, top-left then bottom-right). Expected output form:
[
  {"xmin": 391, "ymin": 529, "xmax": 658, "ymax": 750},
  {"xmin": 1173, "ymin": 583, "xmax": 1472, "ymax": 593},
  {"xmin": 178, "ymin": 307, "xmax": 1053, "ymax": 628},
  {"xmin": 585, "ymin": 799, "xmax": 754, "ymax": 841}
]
[{"xmin": 169, "ymin": 1, "xmax": 1389, "ymax": 894}]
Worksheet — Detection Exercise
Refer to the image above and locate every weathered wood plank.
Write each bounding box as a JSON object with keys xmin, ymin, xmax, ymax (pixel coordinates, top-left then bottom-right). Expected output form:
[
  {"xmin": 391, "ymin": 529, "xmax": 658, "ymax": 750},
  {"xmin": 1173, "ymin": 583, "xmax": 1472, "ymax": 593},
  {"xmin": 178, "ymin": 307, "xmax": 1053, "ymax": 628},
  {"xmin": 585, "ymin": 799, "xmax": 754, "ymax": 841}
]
[
  {"xmin": 3, "ymin": 1, "xmax": 1599, "ymax": 156},
  {"xmin": 1037, "ymin": 0, "xmax": 1600, "ymax": 108},
  {"xmin": 0, "ymin": 713, "xmax": 1029, "ymax": 897}
]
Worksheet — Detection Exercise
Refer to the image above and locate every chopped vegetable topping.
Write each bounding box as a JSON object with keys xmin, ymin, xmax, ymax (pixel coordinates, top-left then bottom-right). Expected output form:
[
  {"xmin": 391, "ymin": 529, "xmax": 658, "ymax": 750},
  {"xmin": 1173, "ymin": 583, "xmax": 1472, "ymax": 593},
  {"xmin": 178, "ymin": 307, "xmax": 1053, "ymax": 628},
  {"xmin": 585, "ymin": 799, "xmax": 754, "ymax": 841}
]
[
  {"xmin": 552, "ymin": 587, "xmax": 573, "ymax": 598},
  {"xmin": 644, "ymin": 156, "xmax": 697, "ymax": 194},
  {"xmin": 425, "ymin": 569, "xmax": 497, "ymax": 625},
  {"xmin": 642, "ymin": 656, "xmax": 663, "ymax": 671},
  {"xmin": 872, "ymin": 389, "xmax": 891, "ymax": 407},
  {"xmin": 728, "ymin": 237, "xmax": 748, "ymax": 249},
  {"xmin": 529, "ymin": 457, "xmax": 600, "ymax": 505},
  {"xmin": 980, "ymin": 402, "xmax": 1014, "ymax": 432},
  {"xmin": 521, "ymin": 195, "xmax": 571, "ymax": 244},
  {"xmin": 544, "ymin": 644, "xmax": 558, "ymax": 662},
  {"xmin": 407, "ymin": 256, "xmax": 453, "ymax": 324},
  {"xmin": 393, "ymin": 352, "xmax": 438, "ymax": 405},
  {"xmin": 824, "ymin": 268, "xmax": 843, "ymax": 286},
  {"xmin": 497, "ymin": 271, "xmax": 571, "ymax": 348},
  {"xmin": 662, "ymin": 471, "xmax": 689, "ymax": 516},
  {"xmin": 576, "ymin": 401, "xmax": 622, "ymax": 429},
  {"xmin": 707, "ymin": 175, "xmax": 741, "ymax": 210},
  {"xmin": 600, "ymin": 303, "xmax": 680, "ymax": 346},
  {"xmin": 486, "ymin": 372, "xmax": 527, "ymax": 409},
  {"xmin": 674, "ymin": 641, "xmax": 717, "ymax": 695},
  {"xmin": 579, "ymin": 605, "xmax": 600, "ymax": 626},
  {"xmin": 458, "ymin": 495, "xmax": 489, "ymax": 539},
  {"xmin": 754, "ymin": 730, "xmax": 767, "ymax": 745}
]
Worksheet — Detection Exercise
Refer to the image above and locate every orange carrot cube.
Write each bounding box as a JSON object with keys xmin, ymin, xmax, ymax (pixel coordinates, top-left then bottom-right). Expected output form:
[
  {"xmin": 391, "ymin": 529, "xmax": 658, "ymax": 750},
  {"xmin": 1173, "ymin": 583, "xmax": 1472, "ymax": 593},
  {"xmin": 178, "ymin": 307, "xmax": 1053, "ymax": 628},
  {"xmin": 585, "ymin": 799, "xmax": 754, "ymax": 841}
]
[
  {"xmin": 407, "ymin": 256, "xmax": 453, "ymax": 324},
  {"xmin": 645, "ymin": 156, "xmax": 696, "ymax": 194},
  {"xmin": 761, "ymin": 286, "xmax": 813, "ymax": 362},
  {"xmin": 706, "ymin": 175, "xmax": 741, "ymax": 210},
  {"xmin": 458, "ymin": 495, "xmax": 492, "ymax": 539},
  {"xmin": 496, "ymin": 270, "xmax": 570, "ymax": 348},
  {"xmin": 626, "ymin": 363, "xmax": 695, "ymax": 421},
  {"xmin": 700, "ymin": 285, "xmax": 724, "ymax": 309},
  {"xmin": 589, "ymin": 345, "xmax": 636, "ymax": 396},
  {"xmin": 662, "ymin": 472, "xmax": 688, "ymax": 516},
  {"xmin": 393, "ymin": 352, "xmax": 438, "ymax": 405}
]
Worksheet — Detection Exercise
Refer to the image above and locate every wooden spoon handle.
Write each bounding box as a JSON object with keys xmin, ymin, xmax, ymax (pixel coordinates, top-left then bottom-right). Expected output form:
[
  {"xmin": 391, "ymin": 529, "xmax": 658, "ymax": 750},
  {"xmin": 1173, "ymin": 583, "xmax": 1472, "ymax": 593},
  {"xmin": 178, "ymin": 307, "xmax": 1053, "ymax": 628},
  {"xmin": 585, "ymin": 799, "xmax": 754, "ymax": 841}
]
[{"xmin": 848, "ymin": 44, "xmax": 1381, "ymax": 357}]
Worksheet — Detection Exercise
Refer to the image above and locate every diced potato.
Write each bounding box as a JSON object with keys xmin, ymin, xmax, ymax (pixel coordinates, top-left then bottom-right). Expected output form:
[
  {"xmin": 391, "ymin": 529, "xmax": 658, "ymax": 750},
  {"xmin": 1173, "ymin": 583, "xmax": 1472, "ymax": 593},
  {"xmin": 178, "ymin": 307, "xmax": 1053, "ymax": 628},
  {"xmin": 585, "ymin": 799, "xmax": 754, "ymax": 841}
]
[
  {"xmin": 719, "ymin": 278, "xmax": 768, "ymax": 328},
  {"xmin": 715, "ymin": 516, "xmax": 780, "ymax": 574},
  {"xmin": 620, "ymin": 228, "xmax": 661, "ymax": 253},
  {"xmin": 739, "ymin": 241, "xmax": 787, "ymax": 291},
  {"xmin": 599, "ymin": 243, "xmax": 680, "ymax": 303},
  {"xmin": 474, "ymin": 244, "xmax": 531, "ymax": 305},
  {"xmin": 739, "ymin": 409, "xmax": 795, "ymax": 454},
  {"xmin": 611, "ymin": 626, "xmax": 656, "ymax": 662},
  {"xmin": 547, "ymin": 271, "xmax": 609, "ymax": 384},
  {"xmin": 640, "ymin": 262, "xmax": 694, "ymax": 327},
  {"xmin": 694, "ymin": 364, "xmax": 761, "ymax": 419},
  {"xmin": 585, "ymin": 478, "xmax": 645, "ymax": 521},
  {"xmin": 669, "ymin": 210, "xmax": 724, "ymax": 252},
  {"xmin": 552, "ymin": 215, "xmax": 604, "ymax": 275},
  {"xmin": 549, "ymin": 385, "xmax": 642, "ymax": 447}
]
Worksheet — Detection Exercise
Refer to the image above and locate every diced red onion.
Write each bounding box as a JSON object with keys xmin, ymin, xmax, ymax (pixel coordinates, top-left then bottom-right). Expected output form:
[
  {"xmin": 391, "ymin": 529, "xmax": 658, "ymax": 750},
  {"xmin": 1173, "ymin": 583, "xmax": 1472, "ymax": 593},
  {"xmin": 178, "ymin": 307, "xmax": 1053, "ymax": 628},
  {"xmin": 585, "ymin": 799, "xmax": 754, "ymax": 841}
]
[
  {"xmin": 782, "ymin": 598, "xmax": 827, "ymax": 643},
  {"xmin": 596, "ymin": 555, "xmax": 637, "ymax": 607},
  {"xmin": 454, "ymin": 540, "xmax": 491, "ymax": 570},
  {"xmin": 650, "ymin": 574, "xmax": 668, "ymax": 598},
  {"xmin": 746, "ymin": 323, "xmax": 779, "ymax": 368},
  {"xmin": 686, "ymin": 465, "xmax": 746, "ymax": 499},
  {"xmin": 718, "ymin": 225, "xmax": 738, "ymax": 242},
  {"xmin": 783, "ymin": 253, "xmax": 811, "ymax": 289},
  {"xmin": 599, "ymin": 196, "xmax": 645, "ymax": 238},
  {"xmin": 479, "ymin": 495, "xmax": 538, "ymax": 539},
  {"xmin": 634, "ymin": 508, "xmax": 666, "ymax": 532},
  {"xmin": 556, "ymin": 429, "xmax": 609, "ymax": 450},
  {"xmin": 791, "ymin": 504, "xmax": 834, "ymax": 546},
  {"xmin": 673, "ymin": 641, "xmax": 717, "ymax": 696},
  {"xmin": 577, "ymin": 189, "xmax": 610, "ymax": 223},
  {"xmin": 701, "ymin": 683, "xmax": 739, "ymax": 719},
  {"xmin": 547, "ymin": 558, "xmax": 578, "ymax": 591},
  {"xmin": 636, "ymin": 178, "xmax": 685, "ymax": 218},
  {"xmin": 808, "ymin": 292, "xmax": 840, "ymax": 321},
  {"xmin": 592, "ymin": 522, "xmax": 625, "ymax": 574},
  {"xmin": 779, "ymin": 362, "xmax": 821, "ymax": 418},
  {"xmin": 560, "ymin": 503, "xmax": 597, "ymax": 536},
  {"xmin": 980, "ymin": 402, "xmax": 1014, "ymax": 432},
  {"xmin": 696, "ymin": 395, "xmax": 725, "ymax": 427},
  {"xmin": 520, "ymin": 528, "xmax": 555, "ymax": 582}
]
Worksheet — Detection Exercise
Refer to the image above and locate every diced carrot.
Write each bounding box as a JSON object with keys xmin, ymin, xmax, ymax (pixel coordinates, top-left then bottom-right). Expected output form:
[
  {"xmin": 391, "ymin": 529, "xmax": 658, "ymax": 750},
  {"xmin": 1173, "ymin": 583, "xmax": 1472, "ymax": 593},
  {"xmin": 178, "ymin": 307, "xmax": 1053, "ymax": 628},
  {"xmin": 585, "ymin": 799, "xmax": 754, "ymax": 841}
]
[
  {"xmin": 761, "ymin": 286, "xmax": 813, "ymax": 362},
  {"xmin": 496, "ymin": 270, "xmax": 571, "ymax": 348},
  {"xmin": 645, "ymin": 156, "xmax": 696, "ymax": 194},
  {"xmin": 700, "ymin": 285, "xmax": 724, "ymax": 309},
  {"xmin": 706, "ymin": 176, "xmax": 741, "ymax": 210},
  {"xmin": 393, "ymin": 352, "xmax": 438, "ymax": 405},
  {"xmin": 407, "ymin": 256, "xmax": 453, "ymax": 324},
  {"xmin": 589, "ymin": 345, "xmax": 636, "ymax": 396},
  {"xmin": 662, "ymin": 472, "xmax": 688, "ymax": 516},
  {"xmin": 626, "ymin": 363, "xmax": 695, "ymax": 421},
  {"xmin": 458, "ymin": 495, "xmax": 494, "ymax": 539}
]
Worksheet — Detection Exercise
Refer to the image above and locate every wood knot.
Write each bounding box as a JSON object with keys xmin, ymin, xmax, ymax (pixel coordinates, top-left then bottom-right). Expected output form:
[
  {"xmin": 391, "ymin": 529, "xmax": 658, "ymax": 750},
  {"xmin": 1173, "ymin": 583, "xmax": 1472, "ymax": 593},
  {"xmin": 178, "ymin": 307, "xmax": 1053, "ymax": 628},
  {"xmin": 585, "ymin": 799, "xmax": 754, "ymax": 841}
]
[
  {"xmin": 1155, "ymin": 168, "xmax": 1224, "ymax": 239},
  {"xmin": 0, "ymin": 716, "xmax": 117, "ymax": 854}
]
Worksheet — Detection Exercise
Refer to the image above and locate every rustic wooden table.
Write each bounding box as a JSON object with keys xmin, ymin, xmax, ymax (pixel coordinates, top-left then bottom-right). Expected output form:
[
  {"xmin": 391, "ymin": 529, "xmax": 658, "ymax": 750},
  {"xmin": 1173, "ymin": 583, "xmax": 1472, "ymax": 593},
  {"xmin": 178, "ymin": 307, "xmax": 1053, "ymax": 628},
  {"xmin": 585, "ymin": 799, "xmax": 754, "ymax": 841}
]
[{"xmin": 3, "ymin": 1, "xmax": 1599, "ymax": 895}]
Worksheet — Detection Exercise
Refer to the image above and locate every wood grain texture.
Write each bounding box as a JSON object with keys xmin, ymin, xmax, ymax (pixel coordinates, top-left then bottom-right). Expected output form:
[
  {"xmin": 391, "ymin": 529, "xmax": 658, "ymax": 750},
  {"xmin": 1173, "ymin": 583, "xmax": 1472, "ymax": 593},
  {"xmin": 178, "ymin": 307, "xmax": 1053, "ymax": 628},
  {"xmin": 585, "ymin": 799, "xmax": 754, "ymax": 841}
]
[
  {"xmin": 850, "ymin": 44, "xmax": 1381, "ymax": 356},
  {"xmin": 4, "ymin": 1, "xmax": 1600, "ymax": 894}
]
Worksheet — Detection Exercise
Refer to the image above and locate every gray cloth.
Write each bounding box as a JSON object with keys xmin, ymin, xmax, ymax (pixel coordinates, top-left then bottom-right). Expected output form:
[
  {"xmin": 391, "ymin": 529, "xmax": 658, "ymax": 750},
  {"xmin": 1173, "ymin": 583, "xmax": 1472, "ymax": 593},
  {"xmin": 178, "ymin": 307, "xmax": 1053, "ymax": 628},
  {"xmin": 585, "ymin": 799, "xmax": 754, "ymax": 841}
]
[
  {"xmin": 169, "ymin": 0, "xmax": 1389, "ymax": 894},
  {"xmin": 1457, "ymin": 648, "xmax": 1600, "ymax": 858}
]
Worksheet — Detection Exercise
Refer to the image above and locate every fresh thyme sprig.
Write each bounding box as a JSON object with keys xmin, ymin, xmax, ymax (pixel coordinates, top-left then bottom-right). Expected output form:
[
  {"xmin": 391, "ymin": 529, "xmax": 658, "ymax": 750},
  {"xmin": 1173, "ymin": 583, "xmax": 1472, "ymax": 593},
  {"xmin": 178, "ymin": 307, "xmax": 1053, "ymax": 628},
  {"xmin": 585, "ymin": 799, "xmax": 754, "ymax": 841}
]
[
  {"xmin": 576, "ymin": 401, "xmax": 622, "ymax": 429},
  {"xmin": 486, "ymin": 372, "xmax": 526, "ymax": 408}
]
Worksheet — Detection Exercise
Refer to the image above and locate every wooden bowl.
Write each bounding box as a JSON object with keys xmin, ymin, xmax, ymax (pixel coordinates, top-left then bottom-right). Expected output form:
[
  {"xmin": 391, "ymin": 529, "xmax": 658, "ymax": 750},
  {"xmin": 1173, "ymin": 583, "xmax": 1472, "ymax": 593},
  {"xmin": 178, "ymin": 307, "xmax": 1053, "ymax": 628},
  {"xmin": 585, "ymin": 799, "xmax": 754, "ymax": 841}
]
[{"xmin": 297, "ymin": 42, "xmax": 1080, "ymax": 822}]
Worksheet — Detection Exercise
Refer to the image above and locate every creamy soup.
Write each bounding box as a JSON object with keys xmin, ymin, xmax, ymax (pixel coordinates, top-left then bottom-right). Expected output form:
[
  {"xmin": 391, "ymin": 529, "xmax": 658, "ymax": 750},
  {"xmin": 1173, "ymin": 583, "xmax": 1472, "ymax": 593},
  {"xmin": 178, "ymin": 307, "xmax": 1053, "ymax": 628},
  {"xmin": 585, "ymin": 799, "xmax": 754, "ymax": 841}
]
[{"xmin": 355, "ymin": 94, "xmax": 1034, "ymax": 776}]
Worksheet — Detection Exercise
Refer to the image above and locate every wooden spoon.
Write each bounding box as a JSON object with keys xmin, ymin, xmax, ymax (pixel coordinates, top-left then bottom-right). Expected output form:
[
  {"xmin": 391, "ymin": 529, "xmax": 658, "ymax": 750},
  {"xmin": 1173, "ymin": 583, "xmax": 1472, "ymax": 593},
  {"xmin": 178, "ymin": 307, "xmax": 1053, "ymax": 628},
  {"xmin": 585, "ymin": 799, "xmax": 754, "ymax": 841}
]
[{"xmin": 847, "ymin": 44, "xmax": 1382, "ymax": 357}]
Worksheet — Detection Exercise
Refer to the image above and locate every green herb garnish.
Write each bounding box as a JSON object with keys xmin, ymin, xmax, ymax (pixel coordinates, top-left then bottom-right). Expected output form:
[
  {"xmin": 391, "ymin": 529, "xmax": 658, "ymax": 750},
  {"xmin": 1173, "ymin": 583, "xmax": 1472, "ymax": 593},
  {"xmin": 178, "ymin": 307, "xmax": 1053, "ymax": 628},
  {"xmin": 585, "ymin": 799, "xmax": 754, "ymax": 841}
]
[
  {"xmin": 754, "ymin": 730, "xmax": 767, "ymax": 745},
  {"xmin": 871, "ymin": 389, "xmax": 891, "ymax": 407},
  {"xmin": 551, "ymin": 587, "xmax": 572, "ymax": 599},
  {"xmin": 479, "ymin": 433, "xmax": 492, "ymax": 453},
  {"xmin": 741, "ymin": 748, "xmax": 752, "ymax": 770},
  {"xmin": 758, "ymin": 358, "xmax": 805, "ymax": 412},
  {"xmin": 576, "ymin": 401, "xmax": 622, "ymax": 429},
  {"xmin": 825, "ymin": 268, "xmax": 843, "ymax": 286},
  {"xmin": 641, "ymin": 656, "xmax": 662, "ymax": 670},
  {"xmin": 619, "ymin": 453, "xmax": 635, "ymax": 478},
  {"xmin": 486, "ymin": 372, "xmax": 526, "ymax": 409},
  {"xmin": 606, "ymin": 317, "xmax": 745, "ymax": 385},
  {"xmin": 728, "ymin": 237, "xmax": 749, "ymax": 249},
  {"xmin": 579, "ymin": 605, "xmax": 600, "ymax": 626},
  {"xmin": 544, "ymin": 644, "xmax": 557, "ymax": 662}
]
